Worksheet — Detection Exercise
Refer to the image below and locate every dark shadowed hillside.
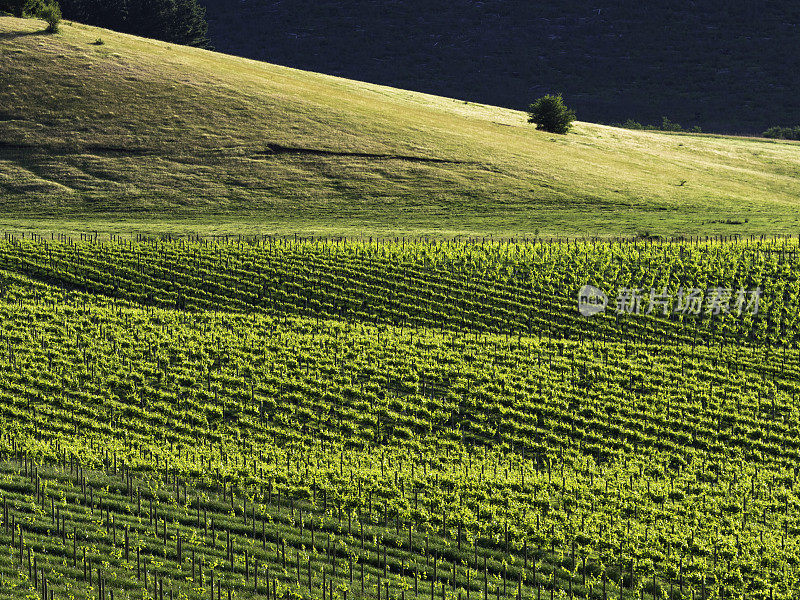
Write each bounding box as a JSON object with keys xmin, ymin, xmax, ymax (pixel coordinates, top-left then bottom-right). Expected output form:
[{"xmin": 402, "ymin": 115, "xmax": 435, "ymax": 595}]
[{"xmin": 198, "ymin": 0, "xmax": 800, "ymax": 135}]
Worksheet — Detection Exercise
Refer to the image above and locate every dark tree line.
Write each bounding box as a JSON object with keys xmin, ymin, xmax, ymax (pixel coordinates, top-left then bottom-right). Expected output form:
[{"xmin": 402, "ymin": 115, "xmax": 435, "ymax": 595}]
[
  {"xmin": 0, "ymin": 0, "xmax": 42, "ymax": 17},
  {"xmin": 762, "ymin": 126, "xmax": 800, "ymax": 141},
  {"xmin": 1, "ymin": 0, "xmax": 210, "ymax": 48}
]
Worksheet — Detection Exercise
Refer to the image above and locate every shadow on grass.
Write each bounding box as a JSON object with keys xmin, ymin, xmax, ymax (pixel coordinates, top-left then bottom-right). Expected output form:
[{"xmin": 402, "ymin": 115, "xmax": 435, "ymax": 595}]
[
  {"xmin": 259, "ymin": 142, "xmax": 476, "ymax": 165},
  {"xmin": 0, "ymin": 29, "xmax": 47, "ymax": 41}
]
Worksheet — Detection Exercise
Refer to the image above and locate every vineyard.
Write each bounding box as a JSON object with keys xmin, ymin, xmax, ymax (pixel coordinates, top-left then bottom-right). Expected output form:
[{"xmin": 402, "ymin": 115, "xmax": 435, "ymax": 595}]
[{"xmin": 0, "ymin": 235, "xmax": 798, "ymax": 599}]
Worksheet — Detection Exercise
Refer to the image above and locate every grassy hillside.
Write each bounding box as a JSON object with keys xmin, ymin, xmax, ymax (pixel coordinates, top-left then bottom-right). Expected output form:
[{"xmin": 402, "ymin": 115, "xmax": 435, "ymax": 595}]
[{"xmin": 1, "ymin": 16, "xmax": 800, "ymax": 238}]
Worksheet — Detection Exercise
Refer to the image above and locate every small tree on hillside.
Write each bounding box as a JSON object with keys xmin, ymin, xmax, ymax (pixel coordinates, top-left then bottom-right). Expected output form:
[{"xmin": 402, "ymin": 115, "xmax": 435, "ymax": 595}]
[
  {"xmin": 40, "ymin": 0, "xmax": 61, "ymax": 32},
  {"xmin": 527, "ymin": 94, "xmax": 576, "ymax": 134}
]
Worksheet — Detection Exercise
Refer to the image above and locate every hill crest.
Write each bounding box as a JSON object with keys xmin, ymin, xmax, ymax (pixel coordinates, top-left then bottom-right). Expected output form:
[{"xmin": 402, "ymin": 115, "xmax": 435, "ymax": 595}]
[{"xmin": 1, "ymin": 16, "xmax": 799, "ymax": 238}]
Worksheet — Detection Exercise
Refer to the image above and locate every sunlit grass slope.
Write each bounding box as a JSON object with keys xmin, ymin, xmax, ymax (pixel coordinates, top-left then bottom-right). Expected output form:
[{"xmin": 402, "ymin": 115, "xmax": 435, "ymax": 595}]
[{"xmin": 1, "ymin": 16, "xmax": 799, "ymax": 237}]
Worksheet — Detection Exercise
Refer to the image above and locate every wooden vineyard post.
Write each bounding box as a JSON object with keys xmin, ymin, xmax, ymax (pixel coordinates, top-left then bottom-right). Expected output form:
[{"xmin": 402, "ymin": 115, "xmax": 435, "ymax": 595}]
[
  {"xmin": 483, "ymin": 557, "xmax": 487, "ymax": 600},
  {"xmin": 582, "ymin": 555, "xmax": 586, "ymax": 587}
]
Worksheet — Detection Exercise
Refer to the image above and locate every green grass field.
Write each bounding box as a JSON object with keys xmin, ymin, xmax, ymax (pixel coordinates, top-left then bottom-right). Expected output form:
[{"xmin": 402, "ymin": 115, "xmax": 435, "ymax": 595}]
[{"xmin": 1, "ymin": 16, "xmax": 800, "ymax": 238}]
